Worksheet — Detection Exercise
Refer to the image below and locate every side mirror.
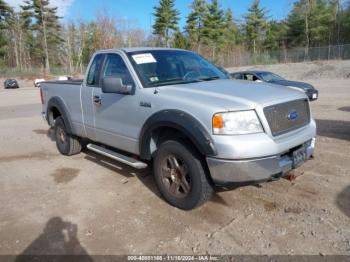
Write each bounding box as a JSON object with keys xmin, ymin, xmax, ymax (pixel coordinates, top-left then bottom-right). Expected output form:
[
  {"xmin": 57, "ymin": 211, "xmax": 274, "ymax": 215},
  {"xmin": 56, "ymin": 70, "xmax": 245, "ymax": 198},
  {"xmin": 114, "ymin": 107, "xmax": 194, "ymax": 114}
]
[{"xmin": 102, "ymin": 77, "xmax": 132, "ymax": 94}]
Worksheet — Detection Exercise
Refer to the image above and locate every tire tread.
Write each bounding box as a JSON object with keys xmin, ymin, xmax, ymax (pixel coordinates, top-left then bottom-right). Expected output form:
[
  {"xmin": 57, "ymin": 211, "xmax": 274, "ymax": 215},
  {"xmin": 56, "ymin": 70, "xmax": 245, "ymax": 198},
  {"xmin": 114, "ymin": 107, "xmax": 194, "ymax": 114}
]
[
  {"xmin": 153, "ymin": 139, "xmax": 213, "ymax": 210},
  {"xmin": 54, "ymin": 116, "xmax": 81, "ymax": 156}
]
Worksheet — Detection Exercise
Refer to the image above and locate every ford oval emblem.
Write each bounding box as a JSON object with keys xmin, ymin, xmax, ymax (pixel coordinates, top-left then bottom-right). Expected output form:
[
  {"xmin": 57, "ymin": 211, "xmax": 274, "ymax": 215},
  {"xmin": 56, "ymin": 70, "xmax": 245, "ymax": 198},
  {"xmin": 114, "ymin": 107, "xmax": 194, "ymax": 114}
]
[{"xmin": 288, "ymin": 111, "xmax": 299, "ymax": 120}]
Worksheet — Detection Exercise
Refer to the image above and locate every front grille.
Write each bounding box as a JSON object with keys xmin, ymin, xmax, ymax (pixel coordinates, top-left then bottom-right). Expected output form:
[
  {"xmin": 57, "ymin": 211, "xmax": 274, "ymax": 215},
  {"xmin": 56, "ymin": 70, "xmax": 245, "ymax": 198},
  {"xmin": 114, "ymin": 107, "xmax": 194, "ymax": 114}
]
[{"xmin": 264, "ymin": 99, "xmax": 310, "ymax": 136}]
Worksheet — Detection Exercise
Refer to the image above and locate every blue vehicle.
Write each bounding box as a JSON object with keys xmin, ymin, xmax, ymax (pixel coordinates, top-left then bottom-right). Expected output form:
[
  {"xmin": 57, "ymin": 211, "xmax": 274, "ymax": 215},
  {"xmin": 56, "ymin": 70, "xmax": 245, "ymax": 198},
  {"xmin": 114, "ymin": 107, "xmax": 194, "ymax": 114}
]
[
  {"xmin": 231, "ymin": 70, "xmax": 319, "ymax": 101},
  {"xmin": 4, "ymin": 79, "xmax": 19, "ymax": 89}
]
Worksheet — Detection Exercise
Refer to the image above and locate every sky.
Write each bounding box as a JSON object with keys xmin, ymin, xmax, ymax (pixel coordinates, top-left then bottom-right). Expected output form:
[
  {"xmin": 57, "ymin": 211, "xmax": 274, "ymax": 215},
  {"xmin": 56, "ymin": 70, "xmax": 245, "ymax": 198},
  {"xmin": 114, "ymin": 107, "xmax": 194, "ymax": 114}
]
[{"xmin": 7, "ymin": 0, "xmax": 296, "ymax": 31}]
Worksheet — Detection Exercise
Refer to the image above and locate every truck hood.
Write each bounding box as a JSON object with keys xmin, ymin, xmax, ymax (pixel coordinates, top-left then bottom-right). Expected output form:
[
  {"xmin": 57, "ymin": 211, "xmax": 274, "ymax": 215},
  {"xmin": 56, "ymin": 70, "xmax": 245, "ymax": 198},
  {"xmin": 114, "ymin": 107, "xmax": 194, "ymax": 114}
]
[{"xmin": 158, "ymin": 79, "xmax": 307, "ymax": 111}]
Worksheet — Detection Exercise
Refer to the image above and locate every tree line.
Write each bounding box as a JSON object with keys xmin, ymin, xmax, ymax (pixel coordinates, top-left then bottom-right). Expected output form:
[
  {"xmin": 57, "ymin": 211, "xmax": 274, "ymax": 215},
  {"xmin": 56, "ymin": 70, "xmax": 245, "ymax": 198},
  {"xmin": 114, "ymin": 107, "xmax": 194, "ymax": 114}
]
[{"xmin": 0, "ymin": 0, "xmax": 350, "ymax": 75}]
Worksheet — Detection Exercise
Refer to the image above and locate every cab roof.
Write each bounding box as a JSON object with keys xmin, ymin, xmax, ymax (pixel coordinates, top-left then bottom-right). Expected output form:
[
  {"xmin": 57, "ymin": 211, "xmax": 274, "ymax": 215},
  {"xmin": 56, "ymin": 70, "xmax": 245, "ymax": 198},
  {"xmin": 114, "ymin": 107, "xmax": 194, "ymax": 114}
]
[
  {"xmin": 96, "ymin": 47, "xmax": 189, "ymax": 54},
  {"xmin": 232, "ymin": 70, "xmax": 272, "ymax": 75}
]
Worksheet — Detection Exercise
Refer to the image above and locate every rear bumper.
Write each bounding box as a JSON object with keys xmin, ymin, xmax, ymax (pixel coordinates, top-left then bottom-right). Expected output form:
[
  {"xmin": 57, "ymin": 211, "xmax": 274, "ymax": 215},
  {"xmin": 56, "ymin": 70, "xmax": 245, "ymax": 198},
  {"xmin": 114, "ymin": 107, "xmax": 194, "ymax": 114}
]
[{"xmin": 207, "ymin": 137, "xmax": 315, "ymax": 185}]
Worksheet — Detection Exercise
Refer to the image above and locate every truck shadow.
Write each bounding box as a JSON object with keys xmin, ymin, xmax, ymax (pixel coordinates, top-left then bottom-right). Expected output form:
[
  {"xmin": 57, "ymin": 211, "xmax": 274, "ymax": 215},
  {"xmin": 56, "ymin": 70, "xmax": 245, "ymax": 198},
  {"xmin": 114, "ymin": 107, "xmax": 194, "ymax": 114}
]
[
  {"xmin": 83, "ymin": 150, "xmax": 233, "ymax": 207},
  {"xmin": 32, "ymin": 127, "xmax": 55, "ymax": 141},
  {"xmin": 15, "ymin": 217, "xmax": 93, "ymax": 261},
  {"xmin": 315, "ymin": 119, "xmax": 350, "ymax": 141},
  {"xmin": 43, "ymin": 128, "xmax": 242, "ymax": 208},
  {"xmin": 83, "ymin": 150, "xmax": 162, "ymax": 199},
  {"xmin": 336, "ymin": 185, "xmax": 350, "ymax": 218},
  {"xmin": 338, "ymin": 106, "xmax": 350, "ymax": 112}
]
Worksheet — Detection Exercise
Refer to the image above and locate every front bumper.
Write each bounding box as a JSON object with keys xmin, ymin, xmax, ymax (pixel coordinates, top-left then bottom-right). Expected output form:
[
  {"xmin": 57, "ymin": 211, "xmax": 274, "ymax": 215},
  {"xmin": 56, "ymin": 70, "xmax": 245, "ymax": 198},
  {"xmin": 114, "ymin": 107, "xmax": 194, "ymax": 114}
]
[{"xmin": 207, "ymin": 138, "xmax": 315, "ymax": 185}]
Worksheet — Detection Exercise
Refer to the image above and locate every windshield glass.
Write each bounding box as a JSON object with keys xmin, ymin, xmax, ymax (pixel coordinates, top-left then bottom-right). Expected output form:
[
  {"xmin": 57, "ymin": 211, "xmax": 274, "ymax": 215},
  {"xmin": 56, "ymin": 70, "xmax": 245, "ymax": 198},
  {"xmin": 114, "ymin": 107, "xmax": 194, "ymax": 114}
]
[
  {"xmin": 127, "ymin": 50, "xmax": 228, "ymax": 87},
  {"xmin": 256, "ymin": 72, "xmax": 285, "ymax": 82}
]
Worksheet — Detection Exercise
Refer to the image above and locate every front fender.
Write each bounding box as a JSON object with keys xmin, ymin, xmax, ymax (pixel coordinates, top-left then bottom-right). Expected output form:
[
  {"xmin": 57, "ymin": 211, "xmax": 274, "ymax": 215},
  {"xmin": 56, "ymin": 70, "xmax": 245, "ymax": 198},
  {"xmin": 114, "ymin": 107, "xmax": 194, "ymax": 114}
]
[{"xmin": 139, "ymin": 109, "xmax": 217, "ymax": 160}]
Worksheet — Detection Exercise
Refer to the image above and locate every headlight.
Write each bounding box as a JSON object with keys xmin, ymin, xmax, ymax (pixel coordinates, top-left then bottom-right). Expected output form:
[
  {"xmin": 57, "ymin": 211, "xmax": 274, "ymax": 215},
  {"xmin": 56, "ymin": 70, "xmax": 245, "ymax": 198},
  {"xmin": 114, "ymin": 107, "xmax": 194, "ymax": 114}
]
[{"xmin": 212, "ymin": 110, "xmax": 263, "ymax": 135}]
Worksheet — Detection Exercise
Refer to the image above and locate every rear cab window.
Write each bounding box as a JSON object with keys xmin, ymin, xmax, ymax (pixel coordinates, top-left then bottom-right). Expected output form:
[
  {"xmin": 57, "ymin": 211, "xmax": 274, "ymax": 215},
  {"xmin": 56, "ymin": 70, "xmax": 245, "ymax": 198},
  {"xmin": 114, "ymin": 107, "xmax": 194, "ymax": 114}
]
[{"xmin": 87, "ymin": 54, "xmax": 104, "ymax": 86}]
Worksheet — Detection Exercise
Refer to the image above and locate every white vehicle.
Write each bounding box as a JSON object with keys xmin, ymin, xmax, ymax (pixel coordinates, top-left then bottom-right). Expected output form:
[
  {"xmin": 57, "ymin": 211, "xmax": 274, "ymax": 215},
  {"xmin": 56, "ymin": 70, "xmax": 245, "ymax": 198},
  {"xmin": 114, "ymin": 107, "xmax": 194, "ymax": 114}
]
[
  {"xmin": 58, "ymin": 76, "xmax": 72, "ymax": 81},
  {"xmin": 34, "ymin": 79, "xmax": 46, "ymax": 88}
]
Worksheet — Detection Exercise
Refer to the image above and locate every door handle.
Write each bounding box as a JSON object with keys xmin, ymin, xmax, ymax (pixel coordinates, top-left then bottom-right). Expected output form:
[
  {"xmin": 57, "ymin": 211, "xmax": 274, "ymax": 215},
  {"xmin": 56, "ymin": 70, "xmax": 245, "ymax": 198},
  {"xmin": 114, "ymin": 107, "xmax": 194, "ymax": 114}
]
[{"xmin": 93, "ymin": 95, "xmax": 101, "ymax": 105}]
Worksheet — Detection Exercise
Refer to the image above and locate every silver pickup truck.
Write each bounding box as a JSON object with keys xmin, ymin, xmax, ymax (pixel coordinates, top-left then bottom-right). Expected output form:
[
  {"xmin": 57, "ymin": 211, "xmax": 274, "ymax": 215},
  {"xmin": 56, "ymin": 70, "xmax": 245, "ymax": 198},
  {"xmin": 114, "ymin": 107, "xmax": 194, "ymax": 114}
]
[{"xmin": 41, "ymin": 48, "xmax": 316, "ymax": 210}]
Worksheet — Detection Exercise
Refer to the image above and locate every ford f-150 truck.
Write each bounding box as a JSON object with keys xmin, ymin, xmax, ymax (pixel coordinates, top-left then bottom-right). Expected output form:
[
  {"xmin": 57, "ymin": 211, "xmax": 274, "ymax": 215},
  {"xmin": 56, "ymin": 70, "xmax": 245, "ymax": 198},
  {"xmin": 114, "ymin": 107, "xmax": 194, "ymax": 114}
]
[{"xmin": 41, "ymin": 48, "xmax": 316, "ymax": 210}]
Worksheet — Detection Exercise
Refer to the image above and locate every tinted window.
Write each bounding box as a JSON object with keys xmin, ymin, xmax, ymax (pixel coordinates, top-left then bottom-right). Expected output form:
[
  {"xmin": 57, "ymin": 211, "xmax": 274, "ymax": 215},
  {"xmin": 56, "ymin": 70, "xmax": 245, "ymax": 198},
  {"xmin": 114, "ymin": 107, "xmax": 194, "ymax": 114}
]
[
  {"xmin": 127, "ymin": 50, "xmax": 228, "ymax": 88},
  {"xmin": 231, "ymin": 73, "xmax": 242, "ymax": 79},
  {"xmin": 102, "ymin": 54, "xmax": 134, "ymax": 86},
  {"xmin": 87, "ymin": 54, "xmax": 103, "ymax": 86},
  {"xmin": 256, "ymin": 72, "xmax": 285, "ymax": 82}
]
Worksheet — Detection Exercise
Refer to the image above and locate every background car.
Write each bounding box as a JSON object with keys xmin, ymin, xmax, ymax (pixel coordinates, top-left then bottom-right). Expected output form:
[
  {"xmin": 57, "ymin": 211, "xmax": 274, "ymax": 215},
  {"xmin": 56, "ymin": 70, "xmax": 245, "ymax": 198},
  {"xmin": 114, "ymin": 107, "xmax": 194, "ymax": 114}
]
[
  {"xmin": 231, "ymin": 70, "xmax": 319, "ymax": 101},
  {"xmin": 4, "ymin": 79, "xmax": 19, "ymax": 89}
]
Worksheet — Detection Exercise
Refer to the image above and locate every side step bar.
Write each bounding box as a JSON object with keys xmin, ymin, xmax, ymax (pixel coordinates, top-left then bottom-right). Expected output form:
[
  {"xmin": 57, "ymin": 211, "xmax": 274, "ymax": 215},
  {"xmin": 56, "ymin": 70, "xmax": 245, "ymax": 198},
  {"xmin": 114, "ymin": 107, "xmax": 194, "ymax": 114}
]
[{"xmin": 86, "ymin": 144, "xmax": 148, "ymax": 169}]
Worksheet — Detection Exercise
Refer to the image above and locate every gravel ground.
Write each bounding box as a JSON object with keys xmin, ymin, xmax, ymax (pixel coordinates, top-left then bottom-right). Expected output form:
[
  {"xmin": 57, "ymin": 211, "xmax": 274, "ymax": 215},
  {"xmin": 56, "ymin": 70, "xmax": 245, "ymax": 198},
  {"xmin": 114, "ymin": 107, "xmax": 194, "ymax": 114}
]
[{"xmin": 0, "ymin": 62, "xmax": 349, "ymax": 256}]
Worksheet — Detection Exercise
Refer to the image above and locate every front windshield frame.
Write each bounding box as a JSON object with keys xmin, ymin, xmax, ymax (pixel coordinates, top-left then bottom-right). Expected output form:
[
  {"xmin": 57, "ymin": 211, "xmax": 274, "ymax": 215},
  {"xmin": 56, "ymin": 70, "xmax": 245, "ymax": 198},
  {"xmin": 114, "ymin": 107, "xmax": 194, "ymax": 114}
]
[
  {"xmin": 256, "ymin": 72, "xmax": 285, "ymax": 82},
  {"xmin": 126, "ymin": 49, "xmax": 228, "ymax": 88}
]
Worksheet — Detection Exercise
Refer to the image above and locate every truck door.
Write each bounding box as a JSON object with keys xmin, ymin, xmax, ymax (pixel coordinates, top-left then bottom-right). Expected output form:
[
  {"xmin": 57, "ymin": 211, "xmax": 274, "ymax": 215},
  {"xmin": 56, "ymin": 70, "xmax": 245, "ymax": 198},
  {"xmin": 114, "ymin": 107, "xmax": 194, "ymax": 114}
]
[
  {"xmin": 92, "ymin": 53, "xmax": 140, "ymax": 154},
  {"xmin": 81, "ymin": 53, "xmax": 104, "ymax": 140}
]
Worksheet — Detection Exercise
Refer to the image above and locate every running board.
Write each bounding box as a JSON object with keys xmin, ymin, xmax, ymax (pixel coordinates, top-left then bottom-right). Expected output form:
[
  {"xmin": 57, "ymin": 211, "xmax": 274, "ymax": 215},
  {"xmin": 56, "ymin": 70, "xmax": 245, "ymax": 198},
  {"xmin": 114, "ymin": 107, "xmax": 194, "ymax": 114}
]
[{"xmin": 86, "ymin": 144, "xmax": 148, "ymax": 169}]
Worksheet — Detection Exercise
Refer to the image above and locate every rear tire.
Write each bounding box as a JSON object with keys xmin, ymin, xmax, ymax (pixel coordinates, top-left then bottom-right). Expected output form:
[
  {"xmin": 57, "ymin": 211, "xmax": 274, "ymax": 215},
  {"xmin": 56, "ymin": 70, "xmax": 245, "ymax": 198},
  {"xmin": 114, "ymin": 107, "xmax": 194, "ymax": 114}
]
[
  {"xmin": 54, "ymin": 116, "xmax": 82, "ymax": 156},
  {"xmin": 153, "ymin": 140, "xmax": 213, "ymax": 210}
]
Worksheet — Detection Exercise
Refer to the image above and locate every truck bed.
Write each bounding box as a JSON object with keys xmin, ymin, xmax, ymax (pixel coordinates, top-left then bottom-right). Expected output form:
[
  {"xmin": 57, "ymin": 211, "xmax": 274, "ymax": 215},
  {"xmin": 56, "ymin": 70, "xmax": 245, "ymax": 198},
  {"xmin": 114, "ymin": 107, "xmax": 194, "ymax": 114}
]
[
  {"xmin": 42, "ymin": 79, "xmax": 83, "ymax": 85},
  {"xmin": 41, "ymin": 80, "xmax": 84, "ymax": 137}
]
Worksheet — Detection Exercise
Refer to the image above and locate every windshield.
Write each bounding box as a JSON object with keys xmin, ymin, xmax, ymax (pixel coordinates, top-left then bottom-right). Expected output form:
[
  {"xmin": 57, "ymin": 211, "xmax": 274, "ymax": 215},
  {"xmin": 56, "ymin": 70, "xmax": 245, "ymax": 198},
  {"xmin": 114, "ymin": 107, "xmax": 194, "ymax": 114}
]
[
  {"xmin": 256, "ymin": 72, "xmax": 285, "ymax": 82},
  {"xmin": 127, "ymin": 50, "xmax": 228, "ymax": 88}
]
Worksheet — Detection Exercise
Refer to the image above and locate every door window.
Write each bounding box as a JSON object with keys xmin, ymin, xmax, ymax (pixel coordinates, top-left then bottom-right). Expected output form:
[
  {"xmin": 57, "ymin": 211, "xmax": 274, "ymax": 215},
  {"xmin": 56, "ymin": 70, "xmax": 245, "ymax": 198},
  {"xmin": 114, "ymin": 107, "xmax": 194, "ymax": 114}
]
[
  {"xmin": 102, "ymin": 54, "xmax": 134, "ymax": 87},
  {"xmin": 87, "ymin": 54, "xmax": 103, "ymax": 86}
]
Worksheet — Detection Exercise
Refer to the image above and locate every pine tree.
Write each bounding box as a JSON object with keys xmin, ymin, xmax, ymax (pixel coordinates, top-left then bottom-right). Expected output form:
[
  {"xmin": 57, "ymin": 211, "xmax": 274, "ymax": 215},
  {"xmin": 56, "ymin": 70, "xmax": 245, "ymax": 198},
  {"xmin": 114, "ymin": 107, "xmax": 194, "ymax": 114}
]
[
  {"xmin": 0, "ymin": 0, "xmax": 13, "ymax": 60},
  {"xmin": 21, "ymin": 0, "xmax": 62, "ymax": 73},
  {"xmin": 185, "ymin": 0, "xmax": 207, "ymax": 51},
  {"xmin": 152, "ymin": 0, "xmax": 179, "ymax": 47},
  {"xmin": 285, "ymin": 1, "xmax": 306, "ymax": 48},
  {"xmin": 286, "ymin": 0, "xmax": 338, "ymax": 50},
  {"xmin": 339, "ymin": 1, "xmax": 350, "ymax": 43},
  {"xmin": 263, "ymin": 20, "xmax": 286, "ymax": 51},
  {"xmin": 173, "ymin": 30, "xmax": 189, "ymax": 49},
  {"xmin": 223, "ymin": 8, "xmax": 238, "ymax": 48},
  {"xmin": 243, "ymin": 0, "xmax": 267, "ymax": 54},
  {"xmin": 308, "ymin": 0, "xmax": 334, "ymax": 47},
  {"xmin": 0, "ymin": 0, "xmax": 11, "ymax": 24},
  {"xmin": 202, "ymin": 0, "xmax": 225, "ymax": 60}
]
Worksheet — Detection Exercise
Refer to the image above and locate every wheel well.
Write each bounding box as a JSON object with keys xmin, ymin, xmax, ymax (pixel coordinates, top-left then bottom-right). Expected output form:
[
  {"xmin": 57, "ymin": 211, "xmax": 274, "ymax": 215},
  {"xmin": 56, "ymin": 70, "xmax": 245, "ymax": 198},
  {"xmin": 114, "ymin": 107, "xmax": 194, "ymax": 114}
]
[
  {"xmin": 149, "ymin": 127, "xmax": 201, "ymax": 157},
  {"xmin": 48, "ymin": 106, "xmax": 61, "ymax": 126},
  {"xmin": 149, "ymin": 126, "xmax": 214, "ymax": 186}
]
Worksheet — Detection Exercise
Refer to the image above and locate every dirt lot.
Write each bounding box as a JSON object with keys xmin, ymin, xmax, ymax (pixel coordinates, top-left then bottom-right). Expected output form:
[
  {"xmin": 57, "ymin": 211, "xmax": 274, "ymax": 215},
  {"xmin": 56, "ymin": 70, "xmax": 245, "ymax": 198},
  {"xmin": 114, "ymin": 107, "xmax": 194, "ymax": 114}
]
[{"xmin": 0, "ymin": 61, "xmax": 349, "ymax": 256}]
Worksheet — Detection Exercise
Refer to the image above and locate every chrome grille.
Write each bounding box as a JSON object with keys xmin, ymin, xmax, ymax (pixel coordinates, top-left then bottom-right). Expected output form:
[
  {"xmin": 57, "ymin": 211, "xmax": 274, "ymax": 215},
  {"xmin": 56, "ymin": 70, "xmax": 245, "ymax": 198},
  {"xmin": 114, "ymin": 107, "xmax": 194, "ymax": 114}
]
[{"xmin": 264, "ymin": 99, "xmax": 310, "ymax": 136}]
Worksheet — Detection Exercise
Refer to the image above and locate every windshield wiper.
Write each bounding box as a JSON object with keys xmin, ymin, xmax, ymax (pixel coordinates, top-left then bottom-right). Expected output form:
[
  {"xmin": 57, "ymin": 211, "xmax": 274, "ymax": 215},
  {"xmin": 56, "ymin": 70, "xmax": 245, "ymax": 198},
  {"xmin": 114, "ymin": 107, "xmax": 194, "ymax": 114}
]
[
  {"xmin": 149, "ymin": 76, "xmax": 221, "ymax": 87},
  {"xmin": 151, "ymin": 79, "xmax": 189, "ymax": 87}
]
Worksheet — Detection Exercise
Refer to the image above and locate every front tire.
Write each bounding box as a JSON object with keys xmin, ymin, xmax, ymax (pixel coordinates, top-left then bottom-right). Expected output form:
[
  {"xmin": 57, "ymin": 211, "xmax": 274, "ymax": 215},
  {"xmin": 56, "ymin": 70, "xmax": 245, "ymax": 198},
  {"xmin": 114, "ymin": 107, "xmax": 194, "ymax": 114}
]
[
  {"xmin": 153, "ymin": 140, "xmax": 213, "ymax": 210},
  {"xmin": 54, "ymin": 116, "xmax": 82, "ymax": 156}
]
